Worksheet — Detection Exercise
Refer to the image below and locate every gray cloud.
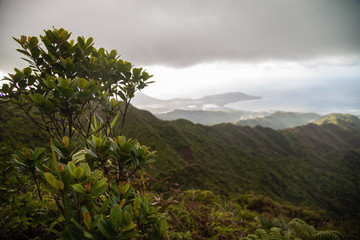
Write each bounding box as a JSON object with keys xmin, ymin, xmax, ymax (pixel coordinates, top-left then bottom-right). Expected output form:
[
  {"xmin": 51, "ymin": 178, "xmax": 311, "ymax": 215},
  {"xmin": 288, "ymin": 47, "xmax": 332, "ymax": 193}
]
[{"xmin": 1, "ymin": 0, "xmax": 360, "ymax": 71}]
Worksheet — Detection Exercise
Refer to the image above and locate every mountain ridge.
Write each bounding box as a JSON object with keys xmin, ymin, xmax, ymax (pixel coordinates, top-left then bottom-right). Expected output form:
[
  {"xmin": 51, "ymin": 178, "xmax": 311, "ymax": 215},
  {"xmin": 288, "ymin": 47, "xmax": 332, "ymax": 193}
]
[
  {"xmin": 235, "ymin": 111, "xmax": 321, "ymax": 129},
  {"xmin": 122, "ymin": 108, "xmax": 360, "ymax": 220},
  {"xmin": 313, "ymin": 113, "xmax": 360, "ymax": 130}
]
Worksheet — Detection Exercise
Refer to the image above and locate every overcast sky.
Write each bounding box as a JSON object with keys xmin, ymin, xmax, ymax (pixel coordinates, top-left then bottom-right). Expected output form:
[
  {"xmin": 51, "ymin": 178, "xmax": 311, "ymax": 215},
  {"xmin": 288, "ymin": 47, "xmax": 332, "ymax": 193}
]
[{"xmin": 0, "ymin": 0, "xmax": 359, "ymax": 113}]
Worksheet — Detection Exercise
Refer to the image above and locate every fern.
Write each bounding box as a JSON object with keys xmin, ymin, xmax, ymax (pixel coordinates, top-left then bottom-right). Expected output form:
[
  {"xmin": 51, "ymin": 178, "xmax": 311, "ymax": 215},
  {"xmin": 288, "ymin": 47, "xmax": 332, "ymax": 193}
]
[
  {"xmin": 242, "ymin": 218, "xmax": 343, "ymax": 240},
  {"xmin": 269, "ymin": 227, "xmax": 283, "ymax": 240},
  {"xmin": 312, "ymin": 231, "xmax": 343, "ymax": 240},
  {"xmin": 289, "ymin": 218, "xmax": 343, "ymax": 240},
  {"xmin": 256, "ymin": 229, "xmax": 270, "ymax": 240},
  {"xmin": 242, "ymin": 234, "xmax": 260, "ymax": 240},
  {"xmin": 289, "ymin": 218, "xmax": 316, "ymax": 239},
  {"xmin": 242, "ymin": 227, "xmax": 296, "ymax": 240}
]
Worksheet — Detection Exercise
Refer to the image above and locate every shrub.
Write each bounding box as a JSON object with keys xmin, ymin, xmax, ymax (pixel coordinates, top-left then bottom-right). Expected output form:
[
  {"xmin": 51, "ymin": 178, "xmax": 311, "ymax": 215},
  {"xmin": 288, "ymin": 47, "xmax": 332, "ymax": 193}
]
[{"xmin": 0, "ymin": 27, "xmax": 166, "ymax": 239}]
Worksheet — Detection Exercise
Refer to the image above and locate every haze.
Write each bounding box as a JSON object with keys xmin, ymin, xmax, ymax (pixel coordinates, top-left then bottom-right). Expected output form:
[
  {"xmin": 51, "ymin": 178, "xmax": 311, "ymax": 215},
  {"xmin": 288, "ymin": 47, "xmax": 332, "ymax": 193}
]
[{"xmin": 1, "ymin": 0, "xmax": 359, "ymax": 114}]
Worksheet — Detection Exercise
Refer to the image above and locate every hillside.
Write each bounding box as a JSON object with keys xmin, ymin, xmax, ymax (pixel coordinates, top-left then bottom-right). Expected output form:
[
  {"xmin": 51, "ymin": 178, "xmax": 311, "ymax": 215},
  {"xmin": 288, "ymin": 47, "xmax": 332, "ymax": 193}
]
[
  {"xmin": 121, "ymin": 108, "xmax": 360, "ymax": 222},
  {"xmin": 313, "ymin": 113, "xmax": 360, "ymax": 130},
  {"xmin": 235, "ymin": 111, "xmax": 321, "ymax": 129},
  {"xmin": 0, "ymin": 104, "xmax": 48, "ymax": 161},
  {"xmin": 1, "ymin": 103, "xmax": 359, "ymax": 228}
]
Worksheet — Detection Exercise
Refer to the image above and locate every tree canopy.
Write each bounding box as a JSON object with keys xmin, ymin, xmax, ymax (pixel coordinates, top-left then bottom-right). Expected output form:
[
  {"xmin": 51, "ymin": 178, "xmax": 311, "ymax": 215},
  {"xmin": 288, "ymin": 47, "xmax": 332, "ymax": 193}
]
[
  {"xmin": 1, "ymin": 27, "xmax": 153, "ymax": 139},
  {"xmin": 0, "ymin": 27, "xmax": 167, "ymax": 239}
]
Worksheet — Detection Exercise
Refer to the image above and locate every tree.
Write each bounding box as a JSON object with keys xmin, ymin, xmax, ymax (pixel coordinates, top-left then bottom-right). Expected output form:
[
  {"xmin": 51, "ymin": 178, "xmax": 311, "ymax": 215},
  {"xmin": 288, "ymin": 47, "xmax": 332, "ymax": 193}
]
[
  {"xmin": 0, "ymin": 27, "xmax": 167, "ymax": 239},
  {"xmin": 1, "ymin": 27, "xmax": 153, "ymax": 140}
]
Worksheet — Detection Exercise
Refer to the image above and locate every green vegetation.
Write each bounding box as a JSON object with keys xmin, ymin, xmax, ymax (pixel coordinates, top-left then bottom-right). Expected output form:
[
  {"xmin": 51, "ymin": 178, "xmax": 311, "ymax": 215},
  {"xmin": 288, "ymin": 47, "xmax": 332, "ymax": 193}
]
[
  {"xmin": 123, "ymin": 109, "xmax": 360, "ymax": 238},
  {"xmin": 123, "ymin": 109, "xmax": 360, "ymax": 218},
  {"xmin": 313, "ymin": 113, "xmax": 360, "ymax": 130},
  {"xmin": 1, "ymin": 101, "xmax": 358, "ymax": 238},
  {"xmin": 1, "ymin": 28, "xmax": 358, "ymax": 239},
  {"xmin": 235, "ymin": 111, "xmax": 321, "ymax": 129},
  {"xmin": 165, "ymin": 189, "xmax": 343, "ymax": 239},
  {"xmin": 0, "ymin": 28, "xmax": 166, "ymax": 239}
]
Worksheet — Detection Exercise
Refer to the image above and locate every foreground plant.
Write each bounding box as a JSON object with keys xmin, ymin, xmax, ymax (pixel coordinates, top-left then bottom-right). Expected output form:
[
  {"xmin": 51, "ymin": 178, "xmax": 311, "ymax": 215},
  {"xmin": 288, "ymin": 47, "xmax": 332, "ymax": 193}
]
[{"xmin": 0, "ymin": 27, "xmax": 166, "ymax": 239}]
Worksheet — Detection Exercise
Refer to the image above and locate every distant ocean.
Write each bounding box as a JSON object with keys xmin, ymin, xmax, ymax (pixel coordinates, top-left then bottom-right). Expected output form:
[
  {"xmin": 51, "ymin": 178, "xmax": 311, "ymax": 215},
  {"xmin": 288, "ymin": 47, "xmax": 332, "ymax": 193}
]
[{"xmin": 226, "ymin": 96, "xmax": 360, "ymax": 115}]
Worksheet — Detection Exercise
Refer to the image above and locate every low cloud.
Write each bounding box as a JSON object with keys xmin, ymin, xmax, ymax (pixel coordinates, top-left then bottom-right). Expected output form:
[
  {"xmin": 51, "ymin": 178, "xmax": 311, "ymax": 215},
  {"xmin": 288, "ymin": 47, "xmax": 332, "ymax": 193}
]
[{"xmin": 1, "ymin": 0, "xmax": 360, "ymax": 71}]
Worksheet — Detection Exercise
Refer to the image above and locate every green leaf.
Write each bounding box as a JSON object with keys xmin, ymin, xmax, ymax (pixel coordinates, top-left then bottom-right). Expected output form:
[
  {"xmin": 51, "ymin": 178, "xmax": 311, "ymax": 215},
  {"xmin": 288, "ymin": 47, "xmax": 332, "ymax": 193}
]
[
  {"xmin": 67, "ymin": 162, "xmax": 76, "ymax": 175},
  {"xmin": 79, "ymin": 163, "xmax": 91, "ymax": 176},
  {"xmin": 121, "ymin": 183, "xmax": 130, "ymax": 194},
  {"xmin": 110, "ymin": 111, "xmax": 121, "ymax": 128},
  {"xmin": 89, "ymin": 178, "xmax": 108, "ymax": 198},
  {"xmin": 83, "ymin": 210, "xmax": 91, "ymax": 230},
  {"xmin": 44, "ymin": 172, "xmax": 64, "ymax": 190},
  {"xmin": 59, "ymin": 77, "xmax": 70, "ymax": 88},
  {"xmin": 134, "ymin": 198, "xmax": 141, "ymax": 211},
  {"xmin": 18, "ymin": 79, "xmax": 27, "ymax": 89},
  {"xmin": 72, "ymin": 184, "xmax": 86, "ymax": 194},
  {"xmin": 2, "ymin": 84, "xmax": 10, "ymax": 93},
  {"xmin": 29, "ymin": 36, "xmax": 38, "ymax": 49},
  {"xmin": 50, "ymin": 139, "xmax": 62, "ymax": 179},
  {"xmin": 42, "ymin": 101, "xmax": 54, "ymax": 111},
  {"xmin": 60, "ymin": 87, "xmax": 74, "ymax": 98},
  {"xmin": 42, "ymin": 53, "xmax": 53, "ymax": 62},
  {"xmin": 83, "ymin": 231, "xmax": 94, "ymax": 239},
  {"xmin": 45, "ymin": 30, "xmax": 57, "ymax": 43},
  {"xmin": 160, "ymin": 220, "xmax": 167, "ymax": 234},
  {"xmin": 85, "ymin": 37, "xmax": 93, "ymax": 47},
  {"xmin": 91, "ymin": 214, "xmax": 103, "ymax": 229},
  {"xmin": 85, "ymin": 149, "xmax": 98, "ymax": 159},
  {"xmin": 78, "ymin": 36, "xmax": 85, "ymax": 49},
  {"xmin": 45, "ymin": 76, "xmax": 56, "ymax": 88},
  {"xmin": 97, "ymin": 219, "xmax": 113, "ymax": 239},
  {"xmin": 30, "ymin": 93, "xmax": 45, "ymax": 104},
  {"xmin": 62, "ymin": 136, "xmax": 70, "ymax": 148},
  {"xmin": 71, "ymin": 167, "xmax": 84, "ymax": 179},
  {"xmin": 78, "ymin": 78, "xmax": 88, "ymax": 90},
  {"xmin": 109, "ymin": 49, "xmax": 117, "ymax": 58},
  {"xmin": 13, "ymin": 71, "xmax": 23, "ymax": 82},
  {"xmin": 16, "ymin": 49, "xmax": 31, "ymax": 56},
  {"xmin": 23, "ymin": 67, "xmax": 32, "ymax": 77},
  {"xmin": 123, "ymin": 211, "xmax": 132, "ymax": 226},
  {"xmin": 94, "ymin": 137, "xmax": 102, "ymax": 148},
  {"xmin": 121, "ymin": 222, "xmax": 136, "ymax": 232},
  {"xmin": 30, "ymin": 47, "xmax": 40, "ymax": 59},
  {"xmin": 65, "ymin": 62, "xmax": 75, "ymax": 72},
  {"xmin": 109, "ymin": 204, "xmax": 123, "ymax": 231},
  {"xmin": 146, "ymin": 207, "xmax": 155, "ymax": 215},
  {"xmin": 119, "ymin": 199, "xmax": 125, "ymax": 209},
  {"xmin": 132, "ymin": 68, "xmax": 142, "ymax": 77}
]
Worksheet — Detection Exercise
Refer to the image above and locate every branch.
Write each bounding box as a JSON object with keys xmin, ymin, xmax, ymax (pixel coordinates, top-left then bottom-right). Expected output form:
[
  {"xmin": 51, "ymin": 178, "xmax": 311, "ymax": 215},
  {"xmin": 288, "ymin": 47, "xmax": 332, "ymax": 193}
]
[{"xmin": 21, "ymin": 106, "xmax": 48, "ymax": 132}]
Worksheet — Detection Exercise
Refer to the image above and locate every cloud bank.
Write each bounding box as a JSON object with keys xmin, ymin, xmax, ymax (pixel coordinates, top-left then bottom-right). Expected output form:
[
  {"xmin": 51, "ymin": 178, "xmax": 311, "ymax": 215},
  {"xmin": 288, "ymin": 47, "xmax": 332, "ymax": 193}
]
[{"xmin": 1, "ymin": 0, "xmax": 360, "ymax": 70}]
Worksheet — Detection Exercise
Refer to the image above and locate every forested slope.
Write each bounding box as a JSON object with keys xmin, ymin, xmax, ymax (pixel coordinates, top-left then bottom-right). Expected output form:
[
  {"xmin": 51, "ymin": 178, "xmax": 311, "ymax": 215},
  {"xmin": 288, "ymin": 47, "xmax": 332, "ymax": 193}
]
[
  {"xmin": 1, "ymin": 103, "xmax": 359, "ymax": 225},
  {"xmin": 122, "ymin": 107, "xmax": 360, "ymax": 221}
]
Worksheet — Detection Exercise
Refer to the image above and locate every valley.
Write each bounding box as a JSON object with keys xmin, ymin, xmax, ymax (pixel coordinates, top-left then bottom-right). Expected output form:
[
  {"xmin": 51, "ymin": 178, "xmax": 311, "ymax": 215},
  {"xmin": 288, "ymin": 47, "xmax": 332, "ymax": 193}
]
[
  {"xmin": 1, "ymin": 102, "xmax": 359, "ymax": 238},
  {"xmin": 122, "ymin": 108, "xmax": 360, "ymax": 221}
]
